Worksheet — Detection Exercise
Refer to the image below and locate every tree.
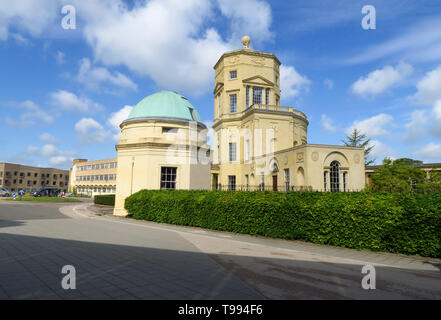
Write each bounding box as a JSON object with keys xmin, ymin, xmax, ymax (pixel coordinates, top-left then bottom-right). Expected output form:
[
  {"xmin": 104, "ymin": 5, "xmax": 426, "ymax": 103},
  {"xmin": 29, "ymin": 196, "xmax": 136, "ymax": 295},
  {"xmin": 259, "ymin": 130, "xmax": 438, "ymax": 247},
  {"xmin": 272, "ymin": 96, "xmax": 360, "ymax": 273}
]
[
  {"xmin": 369, "ymin": 158, "xmax": 427, "ymax": 193},
  {"xmin": 342, "ymin": 129, "xmax": 375, "ymax": 165}
]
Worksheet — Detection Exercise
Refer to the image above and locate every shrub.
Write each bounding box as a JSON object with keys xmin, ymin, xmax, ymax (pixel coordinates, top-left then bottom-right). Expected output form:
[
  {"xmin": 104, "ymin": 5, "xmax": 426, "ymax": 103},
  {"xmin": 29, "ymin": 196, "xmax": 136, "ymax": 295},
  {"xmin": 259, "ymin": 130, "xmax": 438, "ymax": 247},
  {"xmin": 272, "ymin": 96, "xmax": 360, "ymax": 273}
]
[
  {"xmin": 94, "ymin": 194, "xmax": 115, "ymax": 206},
  {"xmin": 125, "ymin": 190, "xmax": 441, "ymax": 258}
]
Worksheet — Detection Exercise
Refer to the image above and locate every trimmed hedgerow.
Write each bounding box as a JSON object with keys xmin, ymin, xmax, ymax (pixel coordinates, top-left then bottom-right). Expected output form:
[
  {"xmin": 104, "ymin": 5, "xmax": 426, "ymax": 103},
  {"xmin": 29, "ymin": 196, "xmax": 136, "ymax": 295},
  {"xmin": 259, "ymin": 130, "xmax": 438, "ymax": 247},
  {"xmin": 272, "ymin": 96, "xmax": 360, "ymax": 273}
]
[
  {"xmin": 94, "ymin": 194, "xmax": 115, "ymax": 206},
  {"xmin": 125, "ymin": 190, "xmax": 441, "ymax": 258}
]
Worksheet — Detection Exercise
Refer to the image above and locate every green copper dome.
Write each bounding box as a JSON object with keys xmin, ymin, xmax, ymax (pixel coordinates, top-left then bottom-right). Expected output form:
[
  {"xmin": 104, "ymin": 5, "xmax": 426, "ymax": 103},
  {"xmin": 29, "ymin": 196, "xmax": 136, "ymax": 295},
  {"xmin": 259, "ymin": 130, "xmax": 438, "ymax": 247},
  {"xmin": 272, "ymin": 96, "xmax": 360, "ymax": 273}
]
[{"xmin": 127, "ymin": 91, "xmax": 202, "ymax": 122}]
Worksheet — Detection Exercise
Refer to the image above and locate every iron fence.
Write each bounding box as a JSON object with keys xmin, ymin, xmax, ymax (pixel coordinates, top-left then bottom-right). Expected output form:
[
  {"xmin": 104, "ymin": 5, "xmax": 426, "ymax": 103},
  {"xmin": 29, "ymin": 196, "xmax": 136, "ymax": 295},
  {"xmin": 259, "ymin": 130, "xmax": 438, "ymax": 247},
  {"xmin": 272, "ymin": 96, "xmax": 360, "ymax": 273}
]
[{"xmin": 210, "ymin": 184, "xmax": 361, "ymax": 192}]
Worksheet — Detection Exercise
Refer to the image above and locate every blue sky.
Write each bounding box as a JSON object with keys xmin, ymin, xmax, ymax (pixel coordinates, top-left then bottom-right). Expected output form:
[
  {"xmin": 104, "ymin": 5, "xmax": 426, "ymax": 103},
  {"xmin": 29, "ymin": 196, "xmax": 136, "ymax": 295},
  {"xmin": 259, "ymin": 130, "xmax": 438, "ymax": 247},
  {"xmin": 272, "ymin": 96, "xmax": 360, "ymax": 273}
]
[{"xmin": 1, "ymin": 0, "xmax": 441, "ymax": 169}]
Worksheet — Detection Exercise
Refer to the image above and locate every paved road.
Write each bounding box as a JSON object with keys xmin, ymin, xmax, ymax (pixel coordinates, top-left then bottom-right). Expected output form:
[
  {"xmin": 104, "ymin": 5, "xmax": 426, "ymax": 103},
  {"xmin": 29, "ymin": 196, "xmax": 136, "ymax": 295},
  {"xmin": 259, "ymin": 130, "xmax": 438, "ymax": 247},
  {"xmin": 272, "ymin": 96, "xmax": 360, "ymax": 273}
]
[{"xmin": 0, "ymin": 200, "xmax": 440, "ymax": 300}]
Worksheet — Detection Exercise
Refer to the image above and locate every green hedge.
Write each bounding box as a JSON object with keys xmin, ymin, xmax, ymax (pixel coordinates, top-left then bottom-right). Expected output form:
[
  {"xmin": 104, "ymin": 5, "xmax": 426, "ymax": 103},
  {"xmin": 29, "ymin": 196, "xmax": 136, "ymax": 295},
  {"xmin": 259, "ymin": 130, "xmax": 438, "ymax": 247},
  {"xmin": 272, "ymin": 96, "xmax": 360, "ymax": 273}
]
[
  {"xmin": 94, "ymin": 194, "xmax": 115, "ymax": 206},
  {"xmin": 125, "ymin": 190, "xmax": 441, "ymax": 258}
]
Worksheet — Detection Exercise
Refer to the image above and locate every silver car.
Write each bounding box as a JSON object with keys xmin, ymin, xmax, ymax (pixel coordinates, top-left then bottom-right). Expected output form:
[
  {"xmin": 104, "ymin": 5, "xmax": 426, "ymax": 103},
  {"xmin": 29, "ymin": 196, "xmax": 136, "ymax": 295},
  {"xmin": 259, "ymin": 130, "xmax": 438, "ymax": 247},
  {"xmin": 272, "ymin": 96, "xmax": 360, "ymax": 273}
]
[{"xmin": 0, "ymin": 187, "xmax": 11, "ymax": 197}]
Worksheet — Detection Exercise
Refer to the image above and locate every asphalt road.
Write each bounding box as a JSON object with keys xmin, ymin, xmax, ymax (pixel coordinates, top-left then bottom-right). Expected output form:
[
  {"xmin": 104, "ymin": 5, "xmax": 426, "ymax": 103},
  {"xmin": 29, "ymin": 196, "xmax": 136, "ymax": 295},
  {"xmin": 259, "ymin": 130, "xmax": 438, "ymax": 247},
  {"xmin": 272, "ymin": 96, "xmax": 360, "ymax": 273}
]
[{"xmin": 0, "ymin": 200, "xmax": 440, "ymax": 300}]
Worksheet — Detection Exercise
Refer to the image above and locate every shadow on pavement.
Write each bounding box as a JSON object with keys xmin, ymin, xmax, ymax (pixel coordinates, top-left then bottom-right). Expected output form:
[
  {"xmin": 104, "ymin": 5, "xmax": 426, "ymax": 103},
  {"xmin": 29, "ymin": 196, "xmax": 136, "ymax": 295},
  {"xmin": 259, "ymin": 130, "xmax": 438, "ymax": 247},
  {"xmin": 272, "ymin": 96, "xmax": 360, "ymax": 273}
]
[{"xmin": 0, "ymin": 232, "xmax": 440, "ymax": 300}]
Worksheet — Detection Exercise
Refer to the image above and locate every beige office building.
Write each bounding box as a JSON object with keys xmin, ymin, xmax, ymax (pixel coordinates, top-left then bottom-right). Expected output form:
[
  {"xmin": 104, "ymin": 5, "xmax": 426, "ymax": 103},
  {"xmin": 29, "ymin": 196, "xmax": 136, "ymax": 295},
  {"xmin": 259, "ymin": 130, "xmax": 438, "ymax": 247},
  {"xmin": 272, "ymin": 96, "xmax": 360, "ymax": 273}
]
[
  {"xmin": 0, "ymin": 162, "xmax": 69, "ymax": 193},
  {"xmin": 69, "ymin": 158, "xmax": 117, "ymax": 196},
  {"xmin": 211, "ymin": 36, "xmax": 366, "ymax": 192}
]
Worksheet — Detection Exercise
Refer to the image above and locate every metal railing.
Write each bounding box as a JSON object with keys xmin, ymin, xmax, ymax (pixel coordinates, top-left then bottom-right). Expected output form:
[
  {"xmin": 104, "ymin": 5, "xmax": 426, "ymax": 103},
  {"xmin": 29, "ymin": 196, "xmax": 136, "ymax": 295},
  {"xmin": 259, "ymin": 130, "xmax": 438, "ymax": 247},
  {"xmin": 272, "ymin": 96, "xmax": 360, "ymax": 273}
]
[{"xmin": 211, "ymin": 184, "xmax": 362, "ymax": 192}]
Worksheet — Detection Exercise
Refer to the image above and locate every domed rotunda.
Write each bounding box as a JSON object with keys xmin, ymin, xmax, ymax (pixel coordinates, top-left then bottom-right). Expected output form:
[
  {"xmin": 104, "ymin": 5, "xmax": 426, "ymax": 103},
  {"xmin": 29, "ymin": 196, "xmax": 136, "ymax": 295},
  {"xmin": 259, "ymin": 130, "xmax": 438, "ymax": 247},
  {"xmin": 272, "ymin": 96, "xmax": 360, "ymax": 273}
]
[{"xmin": 114, "ymin": 91, "xmax": 210, "ymax": 216}]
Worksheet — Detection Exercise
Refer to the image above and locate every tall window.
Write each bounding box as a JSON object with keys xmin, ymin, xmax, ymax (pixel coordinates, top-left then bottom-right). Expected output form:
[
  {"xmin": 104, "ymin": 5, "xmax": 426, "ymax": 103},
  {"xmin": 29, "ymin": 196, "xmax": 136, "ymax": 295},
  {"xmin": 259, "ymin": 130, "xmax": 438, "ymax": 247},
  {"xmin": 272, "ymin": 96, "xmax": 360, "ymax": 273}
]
[
  {"xmin": 228, "ymin": 176, "xmax": 236, "ymax": 191},
  {"xmin": 246, "ymin": 86, "xmax": 250, "ymax": 108},
  {"xmin": 265, "ymin": 88, "xmax": 270, "ymax": 105},
  {"xmin": 218, "ymin": 93, "xmax": 221, "ymax": 117},
  {"xmin": 260, "ymin": 172, "xmax": 265, "ymax": 191},
  {"xmin": 343, "ymin": 172, "xmax": 347, "ymax": 192},
  {"xmin": 161, "ymin": 167, "xmax": 177, "ymax": 190},
  {"xmin": 229, "ymin": 143, "xmax": 237, "ymax": 162},
  {"xmin": 245, "ymin": 139, "xmax": 250, "ymax": 162},
  {"xmin": 324, "ymin": 171, "xmax": 328, "ymax": 191},
  {"xmin": 229, "ymin": 94, "xmax": 237, "ymax": 113},
  {"xmin": 330, "ymin": 161, "xmax": 340, "ymax": 192},
  {"xmin": 284, "ymin": 169, "xmax": 290, "ymax": 191},
  {"xmin": 253, "ymin": 87, "xmax": 262, "ymax": 105}
]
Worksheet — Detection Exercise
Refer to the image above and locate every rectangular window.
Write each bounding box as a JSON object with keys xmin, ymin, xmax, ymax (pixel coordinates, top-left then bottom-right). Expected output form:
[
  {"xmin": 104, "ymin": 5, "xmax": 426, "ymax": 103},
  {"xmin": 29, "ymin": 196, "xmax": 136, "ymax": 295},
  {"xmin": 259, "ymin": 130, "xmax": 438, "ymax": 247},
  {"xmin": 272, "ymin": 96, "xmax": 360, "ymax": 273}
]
[
  {"xmin": 246, "ymin": 86, "xmax": 250, "ymax": 108},
  {"xmin": 110, "ymin": 162, "xmax": 115, "ymax": 169},
  {"xmin": 229, "ymin": 70, "xmax": 237, "ymax": 79},
  {"xmin": 253, "ymin": 87, "xmax": 262, "ymax": 105},
  {"xmin": 343, "ymin": 172, "xmax": 347, "ymax": 192},
  {"xmin": 162, "ymin": 127, "xmax": 178, "ymax": 134},
  {"xmin": 228, "ymin": 176, "xmax": 236, "ymax": 191},
  {"xmin": 284, "ymin": 169, "xmax": 290, "ymax": 191},
  {"xmin": 324, "ymin": 172, "xmax": 328, "ymax": 191},
  {"xmin": 161, "ymin": 167, "xmax": 177, "ymax": 190},
  {"xmin": 229, "ymin": 94, "xmax": 237, "ymax": 113},
  {"xmin": 265, "ymin": 88, "xmax": 270, "ymax": 105},
  {"xmin": 229, "ymin": 143, "xmax": 236, "ymax": 162},
  {"xmin": 218, "ymin": 93, "xmax": 221, "ymax": 117}
]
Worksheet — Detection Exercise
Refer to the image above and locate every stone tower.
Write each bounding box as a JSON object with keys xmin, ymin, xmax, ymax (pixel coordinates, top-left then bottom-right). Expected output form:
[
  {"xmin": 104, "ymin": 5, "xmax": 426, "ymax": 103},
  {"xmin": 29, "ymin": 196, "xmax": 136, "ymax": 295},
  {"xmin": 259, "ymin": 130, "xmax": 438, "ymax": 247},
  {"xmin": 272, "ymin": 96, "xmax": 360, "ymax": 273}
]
[{"xmin": 211, "ymin": 36, "xmax": 309, "ymax": 189}]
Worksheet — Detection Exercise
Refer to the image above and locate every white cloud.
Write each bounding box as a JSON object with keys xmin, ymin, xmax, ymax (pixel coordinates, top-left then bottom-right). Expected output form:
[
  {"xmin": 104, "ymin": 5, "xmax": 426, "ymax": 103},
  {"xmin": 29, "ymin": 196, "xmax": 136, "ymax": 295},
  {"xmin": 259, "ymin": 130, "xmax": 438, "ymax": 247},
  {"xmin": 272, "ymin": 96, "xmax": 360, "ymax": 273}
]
[
  {"xmin": 107, "ymin": 105, "xmax": 133, "ymax": 141},
  {"xmin": 75, "ymin": 118, "xmax": 110, "ymax": 144},
  {"xmin": 430, "ymin": 100, "xmax": 441, "ymax": 137},
  {"xmin": 324, "ymin": 79, "xmax": 334, "ymax": 89},
  {"xmin": 65, "ymin": 0, "xmax": 273, "ymax": 96},
  {"xmin": 49, "ymin": 156, "xmax": 72, "ymax": 167},
  {"xmin": 76, "ymin": 58, "xmax": 137, "ymax": 91},
  {"xmin": 368, "ymin": 140, "xmax": 396, "ymax": 164},
  {"xmin": 404, "ymin": 110, "xmax": 427, "ymax": 142},
  {"xmin": 0, "ymin": 0, "xmax": 58, "ymax": 41},
  {"xmin": 320, "ymin": 114, "xmax": 336, "ymax": 132},
  {"xmin": 414, "ymin": 143, "xmax": 441, "ymax": 161},
  {"xmin": 346, "ymin": 113, "xmax": 394, "ymax": 138},
  {"xmin": 351, "ymin": 62, "xmax": 413, "ymax": 98},
  {"xmin": 414, "ymin": 65, "xmax": 441, "ymax": 106},
  {"xmin": 55, "ymin": 51, "xmax": 65, "ymax": 65},
  {"xmin": 4, "ymin": 100, "xmax": 54, "ymax": 128},
  {"xmin": 49, "ymin": 90, "xmax": 102, "ymax": 113},
  {"xmin": 280, "ymin": 65, "xmax": 310, "ymax": 100},
  {"xmin": 26, "ymin": 143, "xmax": 76, "ymax": 168},
  {"xmin": 202, "ymin": 120, "xmax": 214, "ymax": 148},
  {"xmin": 216, "ymin": 0, "xmax": 273, "ymax": 44},
  {"xmin": 38, "ymin": 133, "xmax": 60, "ymax": 144}
]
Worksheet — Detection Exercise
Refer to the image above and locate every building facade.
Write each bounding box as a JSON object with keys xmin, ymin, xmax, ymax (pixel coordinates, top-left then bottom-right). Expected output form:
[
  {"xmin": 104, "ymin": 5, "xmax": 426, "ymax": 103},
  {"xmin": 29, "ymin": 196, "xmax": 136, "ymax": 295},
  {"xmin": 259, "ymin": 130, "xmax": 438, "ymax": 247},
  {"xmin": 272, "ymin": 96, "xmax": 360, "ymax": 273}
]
[
  {"xmin": 0, "ymin": 162, "xmax": 69, "ymax": 193},
  {"xmin": 211, "ymin": 36, "xmax": 366, "ymax": 192},
  {"xmin": 113, "ymin": 91, "xmax": 211, "ymax": 216},
  {"xmin": 69, "ymin": 158, "xmax": 117, "ymax": 196}
]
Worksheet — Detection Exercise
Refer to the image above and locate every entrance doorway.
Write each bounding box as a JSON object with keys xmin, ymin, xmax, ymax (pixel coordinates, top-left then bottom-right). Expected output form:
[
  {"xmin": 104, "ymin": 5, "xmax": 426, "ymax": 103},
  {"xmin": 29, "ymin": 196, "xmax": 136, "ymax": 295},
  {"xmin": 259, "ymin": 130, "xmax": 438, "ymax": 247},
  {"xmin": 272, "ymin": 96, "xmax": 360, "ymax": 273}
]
[{"xmin": 272, "ymin": 175, "xmax": 278, "ymax": 191}]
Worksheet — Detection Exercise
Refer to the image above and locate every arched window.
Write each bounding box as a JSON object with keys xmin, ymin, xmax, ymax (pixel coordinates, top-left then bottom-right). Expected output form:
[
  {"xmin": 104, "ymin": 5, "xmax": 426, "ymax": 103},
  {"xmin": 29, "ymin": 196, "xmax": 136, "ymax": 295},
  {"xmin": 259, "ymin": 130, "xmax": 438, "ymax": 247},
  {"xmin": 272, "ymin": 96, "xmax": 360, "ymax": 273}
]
[{"xmin": 330, "ymin": 161, "xmax": 340, "ymax": 192}]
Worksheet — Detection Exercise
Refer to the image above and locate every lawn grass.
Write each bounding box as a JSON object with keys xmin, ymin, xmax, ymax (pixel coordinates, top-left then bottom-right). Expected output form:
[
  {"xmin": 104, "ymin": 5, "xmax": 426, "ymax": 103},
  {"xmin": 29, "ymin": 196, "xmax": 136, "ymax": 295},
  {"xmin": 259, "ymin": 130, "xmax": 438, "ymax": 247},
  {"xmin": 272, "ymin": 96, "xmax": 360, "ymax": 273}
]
[{"xmin": 2, "ymin": 197, "xmax": 81, "ymax": 202}]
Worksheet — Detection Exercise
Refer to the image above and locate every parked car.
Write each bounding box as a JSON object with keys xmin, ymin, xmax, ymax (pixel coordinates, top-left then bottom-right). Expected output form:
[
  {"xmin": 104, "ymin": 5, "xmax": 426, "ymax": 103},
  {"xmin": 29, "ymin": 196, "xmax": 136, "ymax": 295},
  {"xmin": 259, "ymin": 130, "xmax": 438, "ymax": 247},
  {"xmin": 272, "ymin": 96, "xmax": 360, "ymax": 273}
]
[
  {"xmin": 33, "ymin": 186, "xmax": 60, "ymax": 197},
  {"xmin": 0, "ymin": 187, "xmax": 11, "ymax": 197}
]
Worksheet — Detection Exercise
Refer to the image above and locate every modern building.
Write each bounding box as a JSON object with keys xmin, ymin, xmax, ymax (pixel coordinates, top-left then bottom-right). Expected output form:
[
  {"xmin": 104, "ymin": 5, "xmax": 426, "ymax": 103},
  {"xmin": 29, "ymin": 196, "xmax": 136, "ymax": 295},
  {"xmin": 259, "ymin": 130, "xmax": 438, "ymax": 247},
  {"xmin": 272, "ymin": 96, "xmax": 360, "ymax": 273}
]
[
  {"xmin": 113, "ymin": 91, "xmax": 211, "ymax": 216},
  {"xmin": 211, "ymin": 36, "xmax": 366, "ymax": 192},
  {"xmin": 0, "ymin": 162, "xmax": 69, "ymax": 193},
  {"xmin": 69, "ymin": 158, "xmax": 117, "ymax": 196}
]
